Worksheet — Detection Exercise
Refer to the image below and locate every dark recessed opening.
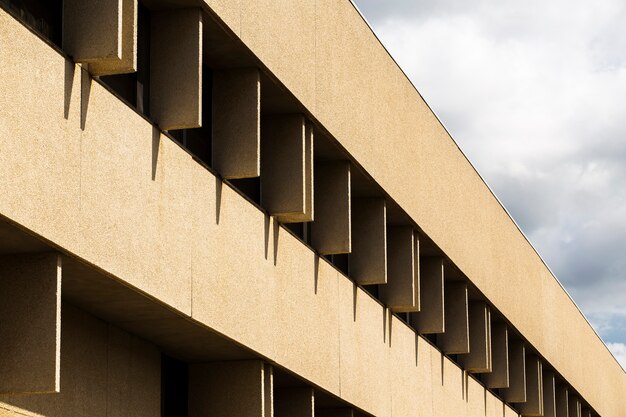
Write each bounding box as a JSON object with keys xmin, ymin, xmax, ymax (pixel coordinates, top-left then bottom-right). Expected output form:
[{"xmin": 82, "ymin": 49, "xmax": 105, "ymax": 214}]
[
  {"xmin": 0, "ymin": 0, "xmax": 62, "ymax": 46},
  {"xmin": 161, "ymin": 354, "xmax": 189, "ymax": 417}
]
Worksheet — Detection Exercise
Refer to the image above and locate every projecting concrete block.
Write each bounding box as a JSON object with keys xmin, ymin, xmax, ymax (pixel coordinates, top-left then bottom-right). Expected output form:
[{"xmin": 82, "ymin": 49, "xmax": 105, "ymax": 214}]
[
  {"xmin": 0, "ymin": 253, "xmax": 61, "ymax": 395},
  {"xmin": 518, "ymin": 354, "xmax": 543, "ymax": 416},
  {"xmin": 543, "ymin": 371, "xmax": 556, "ymax": 417},
  {"xmin": 275, "ymin": 387, "xmax": 314, "ymax": 417},
  {"xmin": 63, "ymin": 0, "xmax": 122, "ymax": 63},
  {"xmin": 261, "ymin": 115, "xmax": 314, "ymax": 222},
  {"xmin": 503, "ymin": 340, "xmax": 526, "ymax": 403},
  {"xmin": 311, "ymin": 161, "xmax": 351, "ymax": 255},
  {"xmin": 350, "ymin": 198, "xmax": 387, "ymax": 285},
  {"xmin": 568, "ymin": 395, "xmax": 581, "ymax": 417},
  {"xmin": 485, "ymin": 321, "xmax": 509, "ymax": 389},
  {"xmin": 459, "ymin": 301, "xmax": 492, "ymax": 372},
  {"xmin": 88, "ymin": 0, "xmax": 138, "ymax": 76},
  {"xmin": 411, "ymin": 257, "xmax": 444, "ymax": 334},
  {"xmin": 189, "ymin": 360, "xmax": 272, "ymax": 417},
  {"xmin": 556, "ymin": 385, "xmax": 569, "ymax": 417},
  {"xmin": 317, "ymin": 409, "xmax": 354, "ymax": 417},
  {"xmin": 150, "ymin": 8, "xmax": 203, "ymax": 130},
  {"xmin": 437, "ymin": 281, "xmax": 469, "ymax": 354},
  {"xmin": 380, "ymin": 227, "xmax": 420, "ymax": 312},
  {"xmin": 213, "ymin": 68, "xmax": 261, "ymax": 179}
]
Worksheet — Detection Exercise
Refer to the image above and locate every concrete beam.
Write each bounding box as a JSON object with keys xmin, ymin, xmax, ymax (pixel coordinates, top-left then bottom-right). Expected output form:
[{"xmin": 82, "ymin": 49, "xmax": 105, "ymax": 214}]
[
  {"xmin": 437, "ymin": 281, "xmax": 469, "ymax": 354},
  {"xmin": 380, "ymin": 226, "xmax": 419, "ymax": 312},
  {"xmin": 88, "ymin": 0, "xmax": 138, "ymax": 76},
  {"xmin": 518, "ymin": 354, "xmax": 544, "ymax": 416},
  {"xmin": 275, "ymin": 387, "xmax": 314, "ymax": 417},
  {"xmin": 543, "ymin": 370, "xmax": 557, "ymax": 417},
  {"xmin": 261, "ymin": 114, "xmax": 313, "ymax": 223},
  {"xmin": 503, "ymin": 339, "xmax": 527, "ymax": 403},
  {"xmin": 311, "ymin": 161, "xmax": 351, "ymax": 255},
  {"xmin": 0, "ymin": 253, "xmax": 61, "ymax": 394},
  {"xmin": 459, "ymin": 301, "xmax": 492, "ymax": 373},
  {"xmin": 189, "ymin": 360, "xmax": 272, "ymax": 417},
  {"xmin": 150, "ymin": 8, "xmax": 203, "ymax": 130},
  {"xmin": 63, "ymin": 0, "xmax": 122, "ymax": 64},
  {"xmin": 485, "ymin": 321, "xmax": 509, "ymax": 389},
  {"xmin": 213, "ymin": 68, "xmax": 261, "ymax": 179},
  {"xmin": 351, "ymin": 198, "xmax": 387, "ymax": 285},
  {"xmin": 556, "ymin": 385, "xmax": 569, "ymax": 417},
  {"xmin": 410, "ymin": 257, "xmax": 444, "ymax": 334}
]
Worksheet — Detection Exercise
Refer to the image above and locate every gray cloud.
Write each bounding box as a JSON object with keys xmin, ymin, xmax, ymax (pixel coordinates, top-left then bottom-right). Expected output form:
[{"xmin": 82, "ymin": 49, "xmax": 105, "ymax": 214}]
[{"xmin": 353, "ymin": 0, "xmax": 626, "ymax": 366}]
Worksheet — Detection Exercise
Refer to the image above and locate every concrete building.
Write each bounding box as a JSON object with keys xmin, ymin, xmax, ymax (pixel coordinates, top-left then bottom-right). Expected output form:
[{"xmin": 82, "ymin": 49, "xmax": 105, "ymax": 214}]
[{"xmin": 0, "ymin": 0, "xmax": 623, "ymax": 416}]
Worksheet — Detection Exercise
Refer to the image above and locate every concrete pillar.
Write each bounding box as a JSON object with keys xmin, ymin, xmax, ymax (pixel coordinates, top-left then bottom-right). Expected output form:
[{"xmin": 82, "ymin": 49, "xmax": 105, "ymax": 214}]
[
  {"xmin": 437, "ymin": 281, "xmax": 469, "ymax": 354},
  {"xmin": 261, "ymin": 115, "xmax": 314, "ymax": 222},
  {"xmin": 311, "ymin": 161, "xmax": 351, "ymax": 255},
  {"xmin": 459, "ymin": 301, "xmax": 492, "ymax": 373},
  {"xmin": 0, "ymin": 253, "xmax": 61, "ymax": 394},
  {"xmin": 275, "ymin": 387, "xmax": 314, "ymax": 417},
  {"xmin": 411, "ymin": 257, "xmax": 444, "ymax": 334},
  {"xmin": 150, "ymin": 8, "xmax": 203, "ymax": 130},
  {"xmin": 543, "ymin": 370, "xmax": 556, "ymax": 417},
  {"xmin": 351, "ymin": 198, "xmax": 387, "ymax": 285},
  {"xmin": 518, "ymin": 354, "xmax": 543, "ymax": 416},
  {"xmin": 189, "ymin": 360, "xmax": 272, "ymax": 417},
  {"xmin": 213, "ymin": 68, "xmax": 261, "ymax": 179},
  {"xmin": 503, "ymin": 339, "xmax": 526, "ymax": 403},
  {"xmin": 485, "ymin": 321, "xmax": 509, "ymax": 389},
  {"xmin": 380, "ymin": 227, "xmax": 420, "ymax": 312}
]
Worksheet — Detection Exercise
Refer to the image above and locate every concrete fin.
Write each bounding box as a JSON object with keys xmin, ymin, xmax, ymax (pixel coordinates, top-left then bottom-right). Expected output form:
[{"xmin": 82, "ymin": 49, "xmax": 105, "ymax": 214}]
[
  {"xmin": 459, "ymin": 301, "xmax": 492, "ymax": 372},
  {"xmin": 317, "ymin": 409, "xmax": 354, "ymax": 417},
  {"xmin": 503, "ymin": 339, "xmax": 527, "ymax": 403},
  {"xmin": 351, "ymin": 198, "xmax": 387, "ymax": 285},
  {"xmin": 189, "ymin": 360, "xmax": 269, "ymax": 417},
  {"xmin": 518, "ymin": 354, "xmax": 544, "ymax": 416},
  {"xmin": 213, "ymin": 68, "xmax": 261, "ymax": 179},
  {"xmin": 150, "ymin": 8, "xmax": 203, "ymax": 130},
  {"xmin": 410, "ymin": 256, "xmax": 444, "ymax": 334},
  {"xmin": 381, "ymin": 225, "xmax": 420, "ymax": 312},
  {"xmin": 485, "ymin": 321, "xmax": 510, "ymax": 389},
  {"xmin": 568, "ymin": 395, "xmax": 581, "ymax": 417},
  {"xmin": 311, "ymin": 161, "xmax": 351, "ymax": 255},
  {"xmin": 556, "ymin": 385, "xmax": 569, "ymax": 417},
  {"xmin": 63, "ymin": 0, "xmax": 123, "ymax": 63},
  {"xmin": 261, "ymin": 114, "xmax": 312, "ymax": 222},
  {"xmin": 437, "ymin": 281, "xmax": 469, "ymax": 354},
  {"xmin": 0, "ymin": 253, "xmax": 61, "ymax": 395},
  {"xmin": 542, "ymin": 370, "xmax": 557, "ymax": 417},
  {"xmin": 275, "ymin": 387, "xmax": 314, "ymax": 417},
  {"xmin": 88, "ymin": 0, "xmax": 138, "ymax": 75}
]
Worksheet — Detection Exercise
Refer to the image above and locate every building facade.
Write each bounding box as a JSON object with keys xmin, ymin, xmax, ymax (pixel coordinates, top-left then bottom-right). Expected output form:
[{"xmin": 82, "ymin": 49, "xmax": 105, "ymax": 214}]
[{"xmin": 0, "ymin": 0, "xmax": 623, "ymax": 416}]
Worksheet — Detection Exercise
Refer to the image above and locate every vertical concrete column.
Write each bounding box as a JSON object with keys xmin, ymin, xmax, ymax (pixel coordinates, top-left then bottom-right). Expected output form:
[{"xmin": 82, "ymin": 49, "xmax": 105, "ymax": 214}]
[
  {"xmin": 568, "ymin": 395, "xmax": 581, "ymax": 417},
  {"xmin": 311, "ymin": 161, "xmax": 351, "ymax": 255},
  {"xmin": 437, "ymin": 281, "xmax": 469, "ymax": 354},
  {"xmin": 150, "ymin": 8, "xmax": 203, "ymax": 130},
  {"xmin": 503, "ymin": 339, "xmax": 527, "ymax": 403},
  {"xmin": 459, "ymin": 301, "xmax": 492, "ymax": 373},
  {"xmin": 556, "ymin": 385, "xmax": 569, "ymax": 417},
  {"xmin": 261, "ymin": 115, "xmax": 314, "ymax": 222},
  {"xmin": 188, "ymin": 360, "xmax": 273, "ymax": 417},
  {"xmin": 213, "ymin": 68, "xmax": 261, "ymax": 179},
  {"xmin": 411, "ymin": 257, "xmax": 444, "ymax": 334},
  {"xmin": 543, "ymin": 371, "xmax": 556, "ymax": 417},
  {"xmin": 518, "ymin": 354, "xmax": 543, "ymax": 416},
  {"xmin": 0, "ymin": 253, "xmax": 61, "ymax": 394},
  {"xmin": 485, "ymin": 321, "xmax": 509, "ymax": 388},
  {"xmin": 317, "ymin": 409, "xmax": 353, "ymax": 417},
  {"xmin": 275, "ymin": 387, "xmax": 314, "ymax": 417},
  {"xmin": 380, "ymin": 226, "xmax": 420, "ymax": 312},
  {"xmin": 351, "ymin": 198, "xmax": 387, "ymax": 285}
]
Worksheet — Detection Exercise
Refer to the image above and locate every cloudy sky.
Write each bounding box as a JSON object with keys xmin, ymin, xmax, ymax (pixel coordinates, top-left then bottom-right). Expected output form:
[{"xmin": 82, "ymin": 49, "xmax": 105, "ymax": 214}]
[{"xmin": 352, "ymin": 0, "xmax": 626, "ymax": 369}]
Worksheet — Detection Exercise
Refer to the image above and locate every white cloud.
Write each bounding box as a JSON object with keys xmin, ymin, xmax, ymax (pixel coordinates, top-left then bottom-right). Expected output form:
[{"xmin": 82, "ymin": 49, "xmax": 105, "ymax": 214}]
[
  {"xmin": 606, "ymin": 343, "xmax": 626, "ymax": 371},
  {"xmin": 354, "ymin": 0, "xmax": 626, "ymax": 345}
]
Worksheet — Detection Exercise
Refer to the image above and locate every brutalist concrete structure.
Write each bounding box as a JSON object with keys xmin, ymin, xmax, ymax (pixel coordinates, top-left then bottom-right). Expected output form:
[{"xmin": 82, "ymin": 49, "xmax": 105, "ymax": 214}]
[{"xmin": 0, "ymin": 1, "xmax": 624, "ymax": 416}]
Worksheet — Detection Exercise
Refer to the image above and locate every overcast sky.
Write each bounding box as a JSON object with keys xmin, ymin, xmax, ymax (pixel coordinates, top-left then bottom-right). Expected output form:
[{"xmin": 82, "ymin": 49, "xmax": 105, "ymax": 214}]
[{"xmin": 352, "ymin": 0, "xmax": 626, "ymax": 369}]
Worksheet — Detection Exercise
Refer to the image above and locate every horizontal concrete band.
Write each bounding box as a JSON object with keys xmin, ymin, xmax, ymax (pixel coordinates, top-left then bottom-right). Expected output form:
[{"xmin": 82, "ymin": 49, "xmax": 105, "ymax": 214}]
[
  {"xmin": 0, "ymin": 12, "xmax": 521, "ymax": 417},
  {"xmin": 198, "ymin": 0, "xmax": 625, "ymax": 415}
]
